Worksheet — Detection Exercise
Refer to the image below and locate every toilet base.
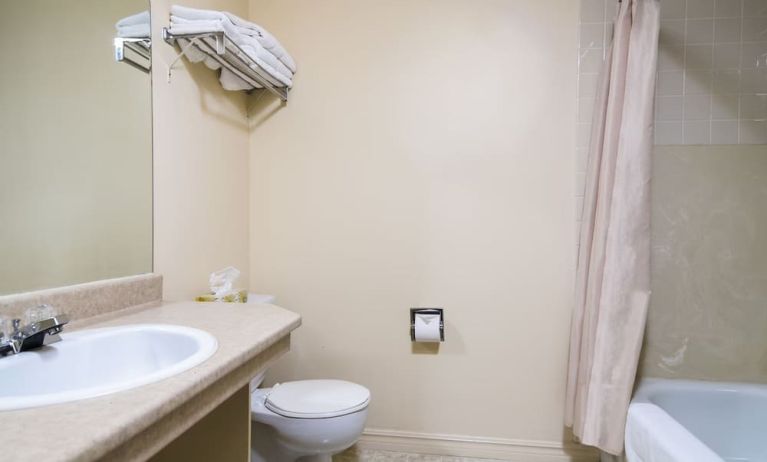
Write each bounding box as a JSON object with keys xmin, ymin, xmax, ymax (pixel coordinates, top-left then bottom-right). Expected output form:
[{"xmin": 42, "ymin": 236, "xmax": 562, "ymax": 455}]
[
  {"xmin": 250, "ymin": 421, "xmax": 341, "ymax": 462},
  {"xmin": 296, "ymin": 456, "xmax": 332, "ymax": 462}
]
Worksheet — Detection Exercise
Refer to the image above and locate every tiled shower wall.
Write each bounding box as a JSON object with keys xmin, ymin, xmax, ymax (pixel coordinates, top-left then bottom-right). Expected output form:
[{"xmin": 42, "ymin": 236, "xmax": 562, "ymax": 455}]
[
  {"xmin": 576, "ymin": 0, "xmax": 767, "ymax": 238},
  {"xmin": 576, "ymin": 0, "xmax": 619, "ymax": 233},
  {"xmin": 577, "ymin": 0, "xmax": 767, "ymax": 150},
  {"xmin": 655, "ymin": 0, "xmax": 767, "ymax": 144},
  {"xmin": 576, "ymin": 0, "xmax": 767, "ymax": 383}
]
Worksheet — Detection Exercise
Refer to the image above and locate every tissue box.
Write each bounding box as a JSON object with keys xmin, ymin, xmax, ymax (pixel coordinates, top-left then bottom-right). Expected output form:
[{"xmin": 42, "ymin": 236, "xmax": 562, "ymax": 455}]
[{"xmin": 195, "ymin": 289, "xmax": 249, "ymax": 303}]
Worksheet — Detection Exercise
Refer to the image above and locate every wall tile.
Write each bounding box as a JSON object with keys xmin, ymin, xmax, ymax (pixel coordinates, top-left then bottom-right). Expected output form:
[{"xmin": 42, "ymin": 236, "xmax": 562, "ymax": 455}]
[
  {"xmin": 743, "ymin": 0, "xmax": 767, "ymax": 17},
  {"xmin": 575, "ymin": 172, "xmax": 587, "ymax": 196},
  {"xmin": 581, "ymin": 0, "xmax": 606, "ymax": 22},
  {"xmin": 575, "ymin": 196, "xmax": 585, "ymax": 217},
  {"xmin": 658, "ymin": 70, "xmax": 685, "ymax": 95},
  {"xmin": 711, "ymin": 94, "xmax": 739, "ymax": 118},
  {"xmin": 662, "ymin": 0, "xmax": 687, "ymax": 19},
  {"xmin": 740, "ymin": 120, "xmax": 767, "ymax": 143},
  {"xmin": 741, "ymin": 17, "xmax": 767, "ymax": 41},
  {"xmin": 658, "ymin": 45, "xmax": 685, "ymax": 71},
  {"xmin": 714, "ymin": 17, "xmax": 742, "ymax": 43},
  {"xmin": 579, "ymin": 97, "xmax": 595, "ymax": 123},
  {"xmin": 685, "ymin": 70, "xmax": 713, "ymax": 93},
  {"xmin": 604, "ymin": 22, "xmax": 614, "ymax": 44},
  {"xmin": 604, "ymin": 0, "xmax": 619, "ymax": 19},
  {"xmin": 740, "ymin": 94, "xmax": 767, "ymax": 119},
  {"xmin": 711, "ymin": 119, "xmax": 740, "ymax": 143},
  {"xmin": 661, "ymin": 20, "xmax": 686, "ymax": 45},
  {"xmin": 580, "ymin": 23, "xmax": 605, "ymax": 48},
  {"xmin": 655, "ymin": 121, "xmax": 684, "ymax": 144},
  {"xmin": 687, "ymin": 0, "xmax": 716, "ymax": 18},
  {"xmin": 686, "ymin": 44, "xmax": 715, "ymax": 69},
  {"xmin": 577, "ymin": 0, "xmax": 766, "ymax": 155},
  {"xmin": 684, "ymin": 120, "xmax": 711, "ymax": 143},
  {"xmin": 740, "ymin": 68, "xmax": 767, "ymax": 93},
  {"xmin": 579, "ymin": 72, "xmax": 600, "ymax": 97},
  {"xmin": 687, "ymin": 19, "xmax": 715, "ymax": 43},
  {"xmin": 576, "ymin": 123, "xmax": 592, "ymax": 149},
  {"xmin": 576, "ymin": 147, "xmax": 589, "ymax": 171},
  {"xmin": 741, "ymin": 42, "xmax": 767, "ymax": 68},
  {"xmin": 684, "ymin": 94, "xmax": 713, "ymax": 119},
  {"xmin": 712, "ymin": 68, "xmax": 742, "ymax": 93},
  {"xmin": 716, "ymin": 0, "xmax": 744, "ymax": 17},
  {"xmin": 657, "ymin": 96, "xmax": 685, "ymax": 120},
  {"xmin": 713, "ymin": 43, "xmax": 742, "ymax": 69},
  {"xmin": 579, "ymin": 47, "xmax": 606, "ymax": 72}
]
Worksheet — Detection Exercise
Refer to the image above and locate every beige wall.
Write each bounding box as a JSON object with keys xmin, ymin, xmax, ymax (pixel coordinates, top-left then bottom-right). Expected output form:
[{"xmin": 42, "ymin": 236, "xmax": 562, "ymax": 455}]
[
  {"xmin": 151, "ymin": 0, "xmax": 251, "ymax": 300},
  {"xmin": 247, "ymin": 0, "xmax": 578, "ymax": 444},
  {"xmin": 0, "ymin": 0, "xmax": 152, "ymax": 295},
  {"xmin": 641, "ymin": 144, "xmax": 767, "ymax": 381}
]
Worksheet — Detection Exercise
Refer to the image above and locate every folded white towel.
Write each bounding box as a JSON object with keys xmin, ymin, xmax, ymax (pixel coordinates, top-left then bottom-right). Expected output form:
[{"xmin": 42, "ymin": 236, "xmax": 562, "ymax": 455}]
[
  {"xmin": 171, "ymin": 5, "xmax": 296, "ymax": 73},
  {"xmin": 178, "ymin": 37, "xmax": 259, "ymax": 91},
  {"xmin": 170, "ymin": 15, "xmax": 294, "ymax": 80},
  {"xmin": 224, "ymin": 15, "xmax": 296, "ymax": 73},
  {"xmin": 220, "ymin": 68, "xmax": 257, "ymax": 91},
  {"xmin": 169, "ymin": 19, "xmax": 224, "ymax": 34},
  {"xmin": 169, "ymin": 16, "xmax": 292, "ymax": 87},
  {"xmin": 117, "ymin": 23, "xmax": 151, "ymax": 39},
  {"xmin": 116, "ymin": 10, "xmax": 150, "ymax": 28}
]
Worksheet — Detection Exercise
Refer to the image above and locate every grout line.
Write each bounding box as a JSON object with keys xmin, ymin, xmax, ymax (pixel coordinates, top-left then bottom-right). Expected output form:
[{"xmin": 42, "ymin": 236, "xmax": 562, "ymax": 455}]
[
  {"xmin": 682, "ymin": 0, "xmax": 689, "ymax": 143},
  {"xmin": 736, "ymin": 0, "xmax": 746, "ymax": 144},
  {"xmin": 710, "ymin": 0, "xmax": 717, "ymax": 144},
  {"xmin": 738, "ymin": 0, "xmax": 744, "ymax": 143}
]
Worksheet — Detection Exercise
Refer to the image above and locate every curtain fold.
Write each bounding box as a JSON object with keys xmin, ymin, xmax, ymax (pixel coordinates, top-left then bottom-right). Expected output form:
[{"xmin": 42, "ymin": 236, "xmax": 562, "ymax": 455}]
[{"xmin": 565, "ymin": 0, "xmax": 660, "ymax": 455}]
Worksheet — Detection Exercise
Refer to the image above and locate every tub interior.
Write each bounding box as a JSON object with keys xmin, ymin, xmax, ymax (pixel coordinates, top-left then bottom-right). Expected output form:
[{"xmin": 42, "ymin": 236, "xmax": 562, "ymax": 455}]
[{"xmin": 648, "ymin": 387, "xmax": 767, "ymax": 461}]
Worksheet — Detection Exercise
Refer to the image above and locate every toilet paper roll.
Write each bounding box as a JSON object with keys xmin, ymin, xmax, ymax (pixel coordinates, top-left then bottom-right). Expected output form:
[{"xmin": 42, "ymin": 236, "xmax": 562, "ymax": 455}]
[{"xmin": 414, "ymin": 313, "xmax": 442, "ymax": 342}]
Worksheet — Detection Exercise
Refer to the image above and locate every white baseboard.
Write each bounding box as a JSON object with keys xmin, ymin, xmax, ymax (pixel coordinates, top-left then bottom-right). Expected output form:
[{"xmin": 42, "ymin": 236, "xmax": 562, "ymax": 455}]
[{"xmin": 356, "ymin": 428, "xmax": 600, "ymax": 462}]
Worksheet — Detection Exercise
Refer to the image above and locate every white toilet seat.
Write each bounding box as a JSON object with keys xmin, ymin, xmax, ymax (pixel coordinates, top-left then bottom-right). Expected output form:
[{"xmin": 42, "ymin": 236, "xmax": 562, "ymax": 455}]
[
  {"xmin": 262, "ymin": 379, "xmax": 370, "ymax": 419},
  {"xmin": 249, "ymin": 379, "xmax": 370, "ymax": 462}
]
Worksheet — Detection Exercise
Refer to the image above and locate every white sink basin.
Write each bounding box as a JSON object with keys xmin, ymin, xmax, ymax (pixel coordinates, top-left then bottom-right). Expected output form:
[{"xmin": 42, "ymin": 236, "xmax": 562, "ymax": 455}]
[{"xmin": 0, "ymin": 324, "xmax": 218, "ymax": 411}]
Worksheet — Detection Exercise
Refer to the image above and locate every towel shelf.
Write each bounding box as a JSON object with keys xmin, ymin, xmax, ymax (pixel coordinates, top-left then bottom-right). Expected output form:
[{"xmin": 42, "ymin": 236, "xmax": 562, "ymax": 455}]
[
  {"xmin": 162, "ymin": 28, "xmax": 289, "ymax": 102},
  {"xmin": 114, "ymin": 38, "xmax": 151, "ymax": 73}
]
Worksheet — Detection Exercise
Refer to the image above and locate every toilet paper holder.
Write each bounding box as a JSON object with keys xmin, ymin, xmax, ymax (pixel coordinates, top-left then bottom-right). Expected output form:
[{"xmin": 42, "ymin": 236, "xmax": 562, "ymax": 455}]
[{"xmin": 410, "ymin": 308, "xmax": 444, "ymax": 342}]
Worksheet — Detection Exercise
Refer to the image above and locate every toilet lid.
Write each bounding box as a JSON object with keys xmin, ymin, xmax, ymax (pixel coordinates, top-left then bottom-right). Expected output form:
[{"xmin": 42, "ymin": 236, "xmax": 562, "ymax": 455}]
[{"xmin": 265, "ymin": 380, "xmax": 370, "ymax": 419}]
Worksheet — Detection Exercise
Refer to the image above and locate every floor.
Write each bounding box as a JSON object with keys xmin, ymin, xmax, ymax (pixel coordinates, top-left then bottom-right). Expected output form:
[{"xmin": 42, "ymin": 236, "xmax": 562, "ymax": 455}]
[{"xmin": 332, "ymin": 447, "xmax": 507, "ymax": 462}]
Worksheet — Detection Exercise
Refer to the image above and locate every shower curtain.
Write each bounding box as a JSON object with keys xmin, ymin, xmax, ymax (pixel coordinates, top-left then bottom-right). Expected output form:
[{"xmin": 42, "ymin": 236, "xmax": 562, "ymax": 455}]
[{"xmin": 565, "ymin": 0, "xmax": 660, "ymax": 455}]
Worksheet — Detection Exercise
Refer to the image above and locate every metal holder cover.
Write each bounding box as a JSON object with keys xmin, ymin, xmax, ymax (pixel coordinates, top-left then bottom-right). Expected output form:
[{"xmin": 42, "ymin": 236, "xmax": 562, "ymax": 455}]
[
  {"xmin": 161, "ymin": 28, "xmax": 289, "ymax": 101},
  {"xmin": 410, "ymin": 308, "xmax": 444, "ymax": 342}
]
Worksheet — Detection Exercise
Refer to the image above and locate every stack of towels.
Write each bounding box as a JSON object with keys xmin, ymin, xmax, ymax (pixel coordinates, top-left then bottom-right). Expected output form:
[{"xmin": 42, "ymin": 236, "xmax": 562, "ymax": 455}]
[
  {"xmin": 169, "ymin": 5, "xmax": 296, "ymax": 91},
  {"xmin": 116, "ymin": 10, "xmax": 151, "ymax": 39}
]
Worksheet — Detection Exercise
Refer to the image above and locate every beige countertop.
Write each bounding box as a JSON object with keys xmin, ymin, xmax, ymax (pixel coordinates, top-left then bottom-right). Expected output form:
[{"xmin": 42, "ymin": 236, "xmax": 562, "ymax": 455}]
[{"xmin": 0, "ymin": 301, "xmax": 301, "ymax": 462}]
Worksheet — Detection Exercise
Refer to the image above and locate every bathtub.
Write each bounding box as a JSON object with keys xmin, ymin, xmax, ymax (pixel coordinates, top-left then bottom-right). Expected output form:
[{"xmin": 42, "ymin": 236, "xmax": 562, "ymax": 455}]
[{"xmin": 625, "ymin": 378, "xmax": 767, "ymax": 462}]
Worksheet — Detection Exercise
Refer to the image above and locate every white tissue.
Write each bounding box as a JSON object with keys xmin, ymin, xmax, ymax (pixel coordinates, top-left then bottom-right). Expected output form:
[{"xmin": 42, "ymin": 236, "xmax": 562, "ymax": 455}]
[
  {"xmin": 209, "ymin": 266, "xmax": 240, "ymax": 298},
  {"xmin": 414, "ymin": 313, "xmax": 442, "ymax": 342}
]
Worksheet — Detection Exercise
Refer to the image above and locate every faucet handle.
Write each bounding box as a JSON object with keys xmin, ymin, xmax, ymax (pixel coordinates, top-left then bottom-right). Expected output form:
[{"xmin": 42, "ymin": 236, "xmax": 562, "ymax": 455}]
[
  {"xmin": 38, "ymin": 304, "xmax": 56, "ymax": 319},
  {"xmin": 24, "ymin": 304, "xmax": 56, "ymax": 326}
]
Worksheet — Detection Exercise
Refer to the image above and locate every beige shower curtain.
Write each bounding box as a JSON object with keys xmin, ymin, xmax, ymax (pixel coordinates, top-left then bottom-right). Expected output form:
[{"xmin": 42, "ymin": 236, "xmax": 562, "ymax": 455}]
[{"xmin": 565, "ymin": 0, "xmax": 660, "ymax": 455}]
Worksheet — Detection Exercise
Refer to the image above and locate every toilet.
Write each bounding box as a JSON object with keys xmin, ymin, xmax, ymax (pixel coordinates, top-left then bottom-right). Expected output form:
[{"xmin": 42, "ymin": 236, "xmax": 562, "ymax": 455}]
[{"xmin": 249, "ymin": 372, "xmax": 370, "ymax": 462}]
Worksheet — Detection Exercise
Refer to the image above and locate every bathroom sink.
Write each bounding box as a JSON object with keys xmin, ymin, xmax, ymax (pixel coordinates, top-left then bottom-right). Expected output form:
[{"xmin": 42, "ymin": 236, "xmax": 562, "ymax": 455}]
[{"xmin": 0, "ymin": 324, "xmax": 218, "ymax": 411}]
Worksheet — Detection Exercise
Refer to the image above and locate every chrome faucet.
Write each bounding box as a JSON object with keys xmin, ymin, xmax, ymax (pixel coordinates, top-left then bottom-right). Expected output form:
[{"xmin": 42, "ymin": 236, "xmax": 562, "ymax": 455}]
[{"xmin": 0, "ymin": 306, "xmax": 69, "ymax": 357}]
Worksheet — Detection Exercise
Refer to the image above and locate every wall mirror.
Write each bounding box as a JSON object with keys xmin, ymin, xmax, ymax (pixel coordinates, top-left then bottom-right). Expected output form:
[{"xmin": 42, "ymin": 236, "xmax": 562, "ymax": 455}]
[{"xmin": 0, "ymin": 0, "xmax": 153, "ymax": 295}]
